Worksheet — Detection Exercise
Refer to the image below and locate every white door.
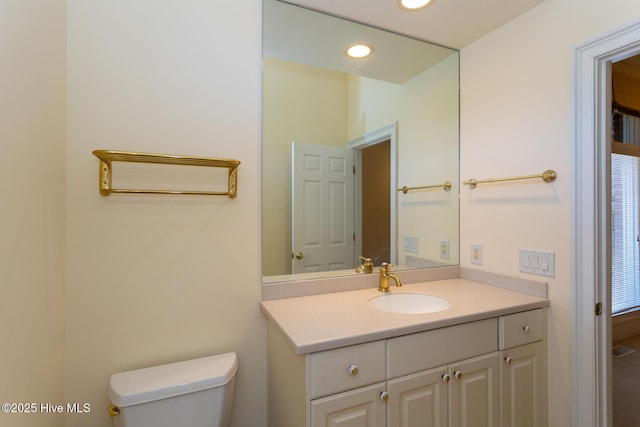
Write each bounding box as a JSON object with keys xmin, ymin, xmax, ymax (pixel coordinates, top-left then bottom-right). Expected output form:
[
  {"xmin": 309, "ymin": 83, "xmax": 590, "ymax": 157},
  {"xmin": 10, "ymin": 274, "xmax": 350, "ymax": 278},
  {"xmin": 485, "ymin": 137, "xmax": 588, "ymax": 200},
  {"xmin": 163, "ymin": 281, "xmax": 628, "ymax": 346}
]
[{"xmin": 292, "ymin": 142, "xmax": 354, "ymax": 274}]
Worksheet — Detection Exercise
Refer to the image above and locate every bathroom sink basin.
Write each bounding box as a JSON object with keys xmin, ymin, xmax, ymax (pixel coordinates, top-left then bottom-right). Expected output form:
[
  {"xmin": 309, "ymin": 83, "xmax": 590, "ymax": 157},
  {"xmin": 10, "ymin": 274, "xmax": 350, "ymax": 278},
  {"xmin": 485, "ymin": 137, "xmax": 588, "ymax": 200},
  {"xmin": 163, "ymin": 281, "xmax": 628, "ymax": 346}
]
[{"xmin": 368, "ymin": 293, "xmax": 451, "ymax": 314}]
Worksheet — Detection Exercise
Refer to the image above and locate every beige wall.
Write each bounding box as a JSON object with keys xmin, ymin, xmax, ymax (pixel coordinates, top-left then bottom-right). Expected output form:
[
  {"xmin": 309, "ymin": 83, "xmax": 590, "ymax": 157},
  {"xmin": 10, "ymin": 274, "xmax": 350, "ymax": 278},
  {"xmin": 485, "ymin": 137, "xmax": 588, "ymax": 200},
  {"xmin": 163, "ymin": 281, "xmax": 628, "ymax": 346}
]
[
  {"xmin": 348, "ymin": 54, "xmax": 460, "ymax": 265},
  {"xmin": 262, "ymin": 58, "xmax": 348, "ymax": 276},
  {"xmin": 7, "ymin": 1, "xmax": 640, "ymax": 426},
  {"xmin": 460, "ymin": 0, "xmax": 640, "ymax": 425},
  {"xmin": 398, "ymin": 55, "xmax": 459, "ymax": 265},
  {"xmin": 0, "ymin": 1, "xmax": 67, "ymax": 426},
  {"xmin": 65, "ymin": 1, "xmax": 265, "ymax": 427}
]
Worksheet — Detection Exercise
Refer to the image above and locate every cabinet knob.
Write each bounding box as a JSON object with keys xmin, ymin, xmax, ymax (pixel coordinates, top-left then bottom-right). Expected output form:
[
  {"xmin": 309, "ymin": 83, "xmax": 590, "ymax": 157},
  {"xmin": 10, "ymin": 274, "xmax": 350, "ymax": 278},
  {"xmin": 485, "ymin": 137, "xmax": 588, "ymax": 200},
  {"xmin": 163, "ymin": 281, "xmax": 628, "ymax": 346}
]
[
  {"xmin": 380, "ymin": 391, "xmax": 389, "ymax": 402},
  {"xmin": 523, "ymin": 325, "xmax": 531, "ymax": 334},
  {"xmin": 442, "ymin": 373, "xmax": 451, "ymax": 383},
  {"xmin": 348, "ymin": 365, "xmax": 358, "ymax": 376},
  {"xmin": 453, "ymin": 370, "xmax": 462, "ymax": 380},
  {"xmin": 505, "ymin": 356, "xmax": 513, "ymax": 365}
]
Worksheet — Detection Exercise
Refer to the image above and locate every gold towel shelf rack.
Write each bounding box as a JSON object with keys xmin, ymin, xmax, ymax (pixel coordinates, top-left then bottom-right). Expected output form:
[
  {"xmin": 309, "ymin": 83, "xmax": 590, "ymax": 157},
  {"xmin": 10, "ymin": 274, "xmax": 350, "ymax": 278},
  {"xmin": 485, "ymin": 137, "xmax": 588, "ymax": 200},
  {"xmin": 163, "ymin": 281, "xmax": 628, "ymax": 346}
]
[
  {"xmin": 398, "ymin": 181, "xmax": 452, "ymax": 193},
  {"xmin": 463, "ymin": 169, "xmax": 557, "ymax": 189},
  {"xmin": 92, "ymin": 150, "xmax": 240, "ymax": 198}
]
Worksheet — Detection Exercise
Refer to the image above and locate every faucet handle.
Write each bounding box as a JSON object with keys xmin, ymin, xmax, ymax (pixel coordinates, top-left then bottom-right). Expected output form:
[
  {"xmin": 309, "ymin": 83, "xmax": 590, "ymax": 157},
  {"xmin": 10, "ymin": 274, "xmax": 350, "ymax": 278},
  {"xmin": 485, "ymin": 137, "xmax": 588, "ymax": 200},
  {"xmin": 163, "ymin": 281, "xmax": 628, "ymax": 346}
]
[
  {"xmin": 379, "ymin": 262, "xmax": 393, "ymax": 274},
  {"xmin": 356, "ymin": 256, "xmax": 374, "ymax": 273}
]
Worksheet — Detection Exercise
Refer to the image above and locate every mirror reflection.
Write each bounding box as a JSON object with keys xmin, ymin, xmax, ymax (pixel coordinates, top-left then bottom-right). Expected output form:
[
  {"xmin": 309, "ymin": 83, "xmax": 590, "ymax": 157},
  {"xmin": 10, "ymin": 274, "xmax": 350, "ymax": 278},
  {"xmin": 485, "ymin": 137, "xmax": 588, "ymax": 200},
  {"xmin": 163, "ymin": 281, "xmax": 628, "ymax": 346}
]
[{"xmin": 262, "ymin": 0, "xmax": 460, "ymax": 280}]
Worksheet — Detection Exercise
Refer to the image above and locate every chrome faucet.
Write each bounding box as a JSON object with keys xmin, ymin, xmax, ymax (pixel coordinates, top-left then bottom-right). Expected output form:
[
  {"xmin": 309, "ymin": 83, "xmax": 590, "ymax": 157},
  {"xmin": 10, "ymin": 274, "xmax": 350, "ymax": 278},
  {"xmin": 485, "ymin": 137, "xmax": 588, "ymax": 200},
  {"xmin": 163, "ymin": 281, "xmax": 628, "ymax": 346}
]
[{"xmin": 379, "ymin": 262, "xmax": 402, "ymax": 292}]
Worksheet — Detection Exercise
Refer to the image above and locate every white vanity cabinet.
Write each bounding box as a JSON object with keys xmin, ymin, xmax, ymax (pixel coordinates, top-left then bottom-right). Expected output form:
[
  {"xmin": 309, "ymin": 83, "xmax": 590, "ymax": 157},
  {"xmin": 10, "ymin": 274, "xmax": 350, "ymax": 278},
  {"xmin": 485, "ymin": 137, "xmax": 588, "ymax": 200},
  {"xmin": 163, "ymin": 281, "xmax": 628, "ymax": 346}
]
[
  {"xmin": 311, "ymin": 382, "xmax": 387, "ymax": 427},
  {"xmin": 498, "ymin": 309, "xmax": 546, "ymax": 427},
  {"xmin": 386, "ymin": 366, "xmax": 448, "ymax": 426},
  {"xmin": 267, "ymin": 309, "xmax": 546, "ymax": 427},
  {"xmin": 386, "ymin": 353, "xmax": 500, "ymax": 427},
  {"xmin": 309, "ymin": 340, "xmax": 387, "ymax": 427},
  {"xmin": 386, "ymin": 318, "xmax": 500, "ymax": 427},
  {"xmin": 267, "ymin": 324, "xmax": 388, "ymax": 427}
]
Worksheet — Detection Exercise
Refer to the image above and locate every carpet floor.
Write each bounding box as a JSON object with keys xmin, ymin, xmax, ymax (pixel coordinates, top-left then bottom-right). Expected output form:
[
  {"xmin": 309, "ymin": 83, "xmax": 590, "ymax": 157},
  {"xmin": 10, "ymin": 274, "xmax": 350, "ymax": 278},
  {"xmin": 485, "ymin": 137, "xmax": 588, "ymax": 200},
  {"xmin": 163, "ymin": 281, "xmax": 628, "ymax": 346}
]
[{"xmin": 613, "ymin": 334, "xmax": 640, "ymax": 426}]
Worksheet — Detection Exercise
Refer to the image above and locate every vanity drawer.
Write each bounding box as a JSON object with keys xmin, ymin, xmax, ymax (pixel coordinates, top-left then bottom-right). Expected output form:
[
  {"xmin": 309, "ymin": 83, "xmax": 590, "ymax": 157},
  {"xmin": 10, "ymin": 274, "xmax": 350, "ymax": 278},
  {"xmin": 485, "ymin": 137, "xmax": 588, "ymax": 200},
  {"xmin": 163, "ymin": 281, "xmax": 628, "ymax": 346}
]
[
  {"xmin": 387, "ymin": 318, "xmax": 497, "ymax": 379},
  {"xmin": 310, "ymin": 340, "xmax": 386, "ymax": 399},
  {"xmin": 499, "ymin": 308, "xmax": 544, "ymax": 350}
]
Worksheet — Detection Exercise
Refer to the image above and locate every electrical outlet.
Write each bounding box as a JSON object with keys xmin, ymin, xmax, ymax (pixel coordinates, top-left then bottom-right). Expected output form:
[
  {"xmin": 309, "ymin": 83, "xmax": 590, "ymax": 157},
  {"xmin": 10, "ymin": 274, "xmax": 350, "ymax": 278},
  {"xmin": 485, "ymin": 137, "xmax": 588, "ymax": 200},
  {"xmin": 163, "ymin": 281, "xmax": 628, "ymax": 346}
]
[
  {"xmin": 403, "ymin": 236, "xmax": 419, "ymax": 253},
  {"xmin": 439, "ymin": 240, "xmax": 450, "ymax": 259},
  {"xmin": 471, "ymin": 244, "xmax": 483, "ymax": 265}
]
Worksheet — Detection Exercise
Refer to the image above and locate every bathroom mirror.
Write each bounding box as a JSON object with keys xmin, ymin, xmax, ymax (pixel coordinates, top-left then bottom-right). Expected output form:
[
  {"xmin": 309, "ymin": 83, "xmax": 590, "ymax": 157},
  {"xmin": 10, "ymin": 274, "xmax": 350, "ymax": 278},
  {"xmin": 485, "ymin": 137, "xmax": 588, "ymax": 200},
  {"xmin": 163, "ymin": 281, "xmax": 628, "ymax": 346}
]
[{"xmin": 262, "ymin": 0, "xmax": 460, "ymax": 281}]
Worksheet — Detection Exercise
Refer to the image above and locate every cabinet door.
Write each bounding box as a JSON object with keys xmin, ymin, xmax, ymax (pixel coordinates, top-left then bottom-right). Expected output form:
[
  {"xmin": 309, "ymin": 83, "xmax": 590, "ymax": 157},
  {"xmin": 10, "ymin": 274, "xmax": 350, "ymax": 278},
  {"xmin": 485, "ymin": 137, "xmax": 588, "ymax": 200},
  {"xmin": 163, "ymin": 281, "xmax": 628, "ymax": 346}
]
[
  {"xmin": 501, "ymin": 341, "xmax": 545, "ymax": 427},
  {"xmin": 387, "ymin": 367, "xmax": 448, "ymax": 427},
  {"xmin": 449, "ymin": 352, "xmax": 500, "ymax": 427},
  {"xmin": 311, "ymin": 382, "xmax": 387, "ymax": 427}
]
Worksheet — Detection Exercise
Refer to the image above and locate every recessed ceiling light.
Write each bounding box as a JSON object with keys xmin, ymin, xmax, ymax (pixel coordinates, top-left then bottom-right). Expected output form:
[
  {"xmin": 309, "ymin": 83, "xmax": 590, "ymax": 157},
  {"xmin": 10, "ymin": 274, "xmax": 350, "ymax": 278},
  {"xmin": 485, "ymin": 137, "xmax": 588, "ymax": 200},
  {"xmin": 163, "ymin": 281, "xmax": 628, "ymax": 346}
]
[
  {"xmin": 346, "ymin": 44, "xmax": 373, "ymax": 59},
  {"xmin": 398, "ymin": 0, "xmax": 434, "ymax": 11}
]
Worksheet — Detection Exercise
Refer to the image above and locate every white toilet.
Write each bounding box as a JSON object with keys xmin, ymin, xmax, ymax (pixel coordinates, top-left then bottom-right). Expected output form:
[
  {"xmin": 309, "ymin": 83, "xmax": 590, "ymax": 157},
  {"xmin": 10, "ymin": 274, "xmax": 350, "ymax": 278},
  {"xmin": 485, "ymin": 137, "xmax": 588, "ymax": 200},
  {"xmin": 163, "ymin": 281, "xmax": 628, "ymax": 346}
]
[{"xmin": 107, "ymin": 352, "xmax": 237, "ymax": 427}]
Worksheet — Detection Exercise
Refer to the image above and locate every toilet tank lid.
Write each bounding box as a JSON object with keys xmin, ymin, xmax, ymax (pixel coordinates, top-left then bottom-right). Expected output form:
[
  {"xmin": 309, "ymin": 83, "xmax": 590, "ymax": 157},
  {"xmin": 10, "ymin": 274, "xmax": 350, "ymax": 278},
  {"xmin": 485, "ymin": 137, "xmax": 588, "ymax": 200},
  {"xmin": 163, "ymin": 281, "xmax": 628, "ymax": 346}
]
[{"xmin": 108, "ymin": 352, "xmax": 238, "ymax": 407}]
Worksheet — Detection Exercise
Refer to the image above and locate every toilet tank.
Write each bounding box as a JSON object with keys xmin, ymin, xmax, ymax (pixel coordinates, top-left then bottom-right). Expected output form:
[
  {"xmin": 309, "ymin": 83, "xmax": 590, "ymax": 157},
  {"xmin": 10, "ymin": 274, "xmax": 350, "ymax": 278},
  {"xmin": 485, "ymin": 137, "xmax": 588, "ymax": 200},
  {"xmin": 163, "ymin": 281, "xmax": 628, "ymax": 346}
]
[{"xmin": 108, "ymin": 352, "xmax": 237, "ymax": 427}]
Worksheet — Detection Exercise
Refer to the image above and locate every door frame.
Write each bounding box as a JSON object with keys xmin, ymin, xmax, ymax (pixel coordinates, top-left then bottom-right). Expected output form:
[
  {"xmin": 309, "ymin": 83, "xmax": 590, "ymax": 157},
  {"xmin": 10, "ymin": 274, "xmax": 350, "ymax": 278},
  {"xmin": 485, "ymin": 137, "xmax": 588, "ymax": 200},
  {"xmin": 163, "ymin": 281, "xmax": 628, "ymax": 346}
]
[
  {"xmin": 572, "ymin": 18, "xmax": 640, "ymax": 427},
  {"xmin": 348, "ymin": 122, "xmax": 398, "ymax": 265}
]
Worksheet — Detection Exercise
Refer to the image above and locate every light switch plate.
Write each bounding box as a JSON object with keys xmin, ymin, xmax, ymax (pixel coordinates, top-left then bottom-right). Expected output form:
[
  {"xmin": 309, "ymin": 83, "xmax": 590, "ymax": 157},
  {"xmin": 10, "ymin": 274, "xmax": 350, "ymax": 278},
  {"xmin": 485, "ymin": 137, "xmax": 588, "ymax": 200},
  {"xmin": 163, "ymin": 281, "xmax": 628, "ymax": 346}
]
[
  {"xmin": 403, "ymin": 236, "xmax": 419, "ymax": 253},
  {"xmin": 519, "ymin": 248, "xmax": 555, "ymax": 277}
]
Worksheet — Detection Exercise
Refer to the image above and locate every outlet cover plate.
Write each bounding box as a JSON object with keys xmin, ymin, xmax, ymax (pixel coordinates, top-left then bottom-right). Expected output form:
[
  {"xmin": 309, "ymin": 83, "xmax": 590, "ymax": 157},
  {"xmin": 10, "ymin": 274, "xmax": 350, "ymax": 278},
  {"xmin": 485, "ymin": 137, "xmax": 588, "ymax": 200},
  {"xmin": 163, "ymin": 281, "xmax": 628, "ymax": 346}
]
[
  {"xmin": 439, "ymin": 240, "xmax": 450, "ymax": 259},
  {"xmin": 470, "ymin": 244, "xmax": 483, "ymax": 265}
]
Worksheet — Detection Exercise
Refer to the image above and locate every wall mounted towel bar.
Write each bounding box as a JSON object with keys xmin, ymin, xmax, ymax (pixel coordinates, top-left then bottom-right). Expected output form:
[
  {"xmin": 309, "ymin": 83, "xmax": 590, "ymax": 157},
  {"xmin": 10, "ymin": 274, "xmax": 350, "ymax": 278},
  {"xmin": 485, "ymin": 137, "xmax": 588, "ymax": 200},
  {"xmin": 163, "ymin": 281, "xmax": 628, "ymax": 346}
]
[
  {"xmin": 92, "ymin": 150, "xmax": 240, "ymax": 198},
  {"xmin": 463, "ymin": 169, "xmax": 556, "ymax": 189},
  {"xmin": 398, "ymin": 181, "xmax": 452, "ymax": 193}
]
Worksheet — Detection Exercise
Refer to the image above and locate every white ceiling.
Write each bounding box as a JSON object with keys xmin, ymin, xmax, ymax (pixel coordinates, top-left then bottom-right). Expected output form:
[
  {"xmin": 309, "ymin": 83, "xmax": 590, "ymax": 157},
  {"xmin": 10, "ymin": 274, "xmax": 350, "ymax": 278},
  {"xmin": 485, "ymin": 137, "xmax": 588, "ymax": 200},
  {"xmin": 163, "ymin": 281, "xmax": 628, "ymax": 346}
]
[
  {"xmin": 279, "ymin": 0, "xmax": 546, "ymax": 50},
  {"xmin": 265, "ymin": 0, "xmax": 546, "ymax": 84},
  {"xmin": 264, "ymin": 0, "xmax": 456, "ymax": 83}
]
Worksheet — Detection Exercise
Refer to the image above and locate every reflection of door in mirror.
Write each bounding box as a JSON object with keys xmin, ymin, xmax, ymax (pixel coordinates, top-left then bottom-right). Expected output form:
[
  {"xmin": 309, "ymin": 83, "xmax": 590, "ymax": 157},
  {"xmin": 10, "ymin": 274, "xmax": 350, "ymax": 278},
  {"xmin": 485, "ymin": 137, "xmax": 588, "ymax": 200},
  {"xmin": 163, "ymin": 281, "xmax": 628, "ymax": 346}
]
[
  {"xmin": 291, "ymin": 142, "xmax": 354, "ymax": 274},
  {"xmin": 361, "ymin": 140, "xmax": 390, "ymax": 266}
]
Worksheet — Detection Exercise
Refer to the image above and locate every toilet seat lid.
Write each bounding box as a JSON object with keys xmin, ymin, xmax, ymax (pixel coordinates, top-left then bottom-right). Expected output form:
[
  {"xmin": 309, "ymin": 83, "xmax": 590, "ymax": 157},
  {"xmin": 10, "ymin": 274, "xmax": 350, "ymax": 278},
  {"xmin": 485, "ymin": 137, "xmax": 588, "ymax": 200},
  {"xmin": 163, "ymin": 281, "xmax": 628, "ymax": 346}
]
[{"xmin": 108, "ymin": 352, "xmax": 238, "ymax": 407}]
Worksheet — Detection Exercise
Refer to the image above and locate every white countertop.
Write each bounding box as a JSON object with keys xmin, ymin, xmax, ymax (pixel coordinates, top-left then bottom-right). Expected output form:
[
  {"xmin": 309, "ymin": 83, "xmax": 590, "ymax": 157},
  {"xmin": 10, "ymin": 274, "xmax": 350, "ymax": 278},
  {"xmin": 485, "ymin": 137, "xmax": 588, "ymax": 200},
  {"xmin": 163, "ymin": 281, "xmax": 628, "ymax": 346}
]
[{"xmin": 260, "ymin": 278, "xmax": 549, "ymax": 354}]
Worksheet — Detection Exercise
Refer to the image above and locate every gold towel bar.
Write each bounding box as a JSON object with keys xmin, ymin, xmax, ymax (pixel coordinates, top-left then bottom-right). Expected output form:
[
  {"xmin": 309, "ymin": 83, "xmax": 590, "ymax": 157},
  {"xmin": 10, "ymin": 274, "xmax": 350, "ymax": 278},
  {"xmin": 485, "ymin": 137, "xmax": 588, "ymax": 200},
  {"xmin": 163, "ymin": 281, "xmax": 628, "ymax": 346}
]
[
  {"xmin": 398, "ymin": 181, "xmax": 452, "ymax": 193},
  {"xmin": 92, "ymin": 150, "xmax": 240, "ymax": 198},
  {"xmin": 463, "ymin": 169, "xmax": 557, "ymax": 189}
]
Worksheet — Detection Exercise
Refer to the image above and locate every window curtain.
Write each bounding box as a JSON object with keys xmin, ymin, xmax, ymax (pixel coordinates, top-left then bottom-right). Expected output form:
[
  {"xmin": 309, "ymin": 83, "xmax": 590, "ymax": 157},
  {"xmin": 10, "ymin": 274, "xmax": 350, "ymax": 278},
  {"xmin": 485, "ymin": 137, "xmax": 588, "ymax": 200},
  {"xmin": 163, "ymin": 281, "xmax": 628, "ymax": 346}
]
[{"xmin": 611, "ymin": 153, "xmax": 640, "ymax": 314}]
